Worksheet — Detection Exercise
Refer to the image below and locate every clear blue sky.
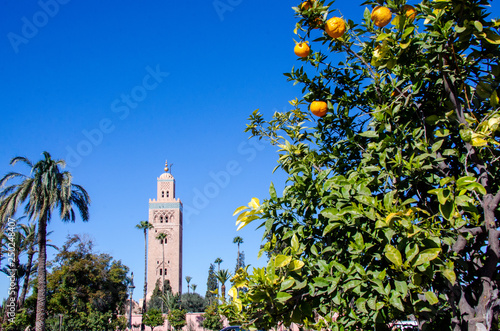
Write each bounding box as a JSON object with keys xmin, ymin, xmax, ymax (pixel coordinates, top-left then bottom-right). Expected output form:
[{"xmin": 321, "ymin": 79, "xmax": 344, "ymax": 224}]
[{"xmin": 1, "ymin": 0, "xmax": 499, "ymax": 302}]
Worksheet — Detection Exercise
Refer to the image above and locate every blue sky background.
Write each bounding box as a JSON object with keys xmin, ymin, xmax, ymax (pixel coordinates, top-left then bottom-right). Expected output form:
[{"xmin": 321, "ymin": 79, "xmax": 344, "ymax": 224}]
[{"xmin": 1, "ymin": 0, "xmax": 499, "ymax": 302}]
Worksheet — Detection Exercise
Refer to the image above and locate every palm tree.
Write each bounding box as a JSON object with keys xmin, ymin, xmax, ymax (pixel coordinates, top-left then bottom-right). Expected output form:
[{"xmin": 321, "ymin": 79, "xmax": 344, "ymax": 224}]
[
  {"xmin": 214, "ymin": 257, "xmax": 223, "ymax": 295},
  {"xmin": 136, "ymin": 220, "xmax": 154, "ymax": 329},
  {"xmin": 185, "ymin": 276, "xmax": 192, "ymax": 294},
  {"xmin": 190, "ymin": 284, "xmax": 197, "ymax": 294},
  {"xmin": 156, "ymin": 232, "xmax": 167, "ymax": 312},
  {"xmin": 233, "ymin": 236, "xmax": 244, "ymax": 270},
  {"xmin": 0, "ymin": 152, "xmax": 90, "ymax": 331},
  {"xmin": 215, "ymin": 269, "xmax": 231, "ymax": 302}
]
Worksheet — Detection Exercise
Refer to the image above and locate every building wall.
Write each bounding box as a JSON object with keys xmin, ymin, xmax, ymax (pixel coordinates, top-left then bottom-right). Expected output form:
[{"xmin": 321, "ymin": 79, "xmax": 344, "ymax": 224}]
[{"xmin": 147, "ymin": 171, "xmax": 183, "ymax": 297}]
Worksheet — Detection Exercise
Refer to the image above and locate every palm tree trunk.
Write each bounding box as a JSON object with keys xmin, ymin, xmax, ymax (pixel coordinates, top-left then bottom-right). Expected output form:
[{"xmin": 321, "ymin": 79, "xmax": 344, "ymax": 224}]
[
  {"xmin": 35, "ymin": 215, "xmax": 47, "ymax": 331},
  {"xmin": 142, "ymin": 229, "xmax": 148, "ymax": 331},
  {"xmin": 18, "ymin": 246, "xmax": 35, "ymax": 309}
]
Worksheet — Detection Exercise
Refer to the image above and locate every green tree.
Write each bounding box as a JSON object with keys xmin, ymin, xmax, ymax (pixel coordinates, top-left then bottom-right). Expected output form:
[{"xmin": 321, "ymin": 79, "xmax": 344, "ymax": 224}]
[
  {"xmin": 46, "ymin": 234, "xmax": 129, "ymax": 330},
  {"xmin": 0, "ymin": 152, "xmax": 90, "ymax": 331},
  {"xmin": 233, "ymin": 236, "xmax": 245, "ymax": 272},
  {"xmin": 205, "ymin": 264, "xmax": 218, "ymax": 304},
  {"xmin": 215, "ymin": 269, "xmax": 231, "ymax": 302},
  {"xmin": 148, "ymin": 279, "xmax": 173, "ymax": 311},
  {"xmin": 201, "ymin": 301, "xmax": 223, "ymax": 331},
  {"xmin": 180, "ymin": 292, "xmax": 206, "ymax": 313},
  {"xmin": 143, "ymin": 308, "xmax": 165, "ymax": 331},
  {"xmin": 214, "ymin": 258, "xmax": 223, "ymax": 296},
  {"xmin": 223, "ymin": 1, "xmax": 500, "ymax": 330},
  {"xmin": 167, "ymin": 308, "xmax": 187, "ymax": 331},
  {"xmin": 190, "ymin": 283, "xmax": 197, "ymax": 294},
  {"xmin": 235, "ymin": 251, "xmax": 245, "ymax": 274},
  {"xmin": 136, "ymin": 220, "xmax": 154, "ymax": 331},
  {"xmin": 185, "ymin": 275, "xmax": 192, "ymax": 294}
]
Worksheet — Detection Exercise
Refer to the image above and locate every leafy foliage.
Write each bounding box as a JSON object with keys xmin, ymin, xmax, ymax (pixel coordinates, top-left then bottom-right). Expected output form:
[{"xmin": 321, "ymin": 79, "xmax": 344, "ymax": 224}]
[
  {"xmin": 46, "ymin": 235, "xmax": 129, "ymax": 329},
  {"xmin": 143, "ymin": 308, "xmax": 165, "ymax": 331},
  {"xmin": 222, "ymin": 0, "xmax": 500, "ymax": 330},
  {"xmin": 201, "ymin": 301, "xmax": 224, "ymax": 331},
  {"xmin": 180, "ymin": 293, "xmax": 207, "ymax": 313},
  {"xmin": 206, "ymin": 263, "xmax": 218, "ymax": 303},
  {"xmin": 167, "ymin": 308, "xmax": 187, "ymax": 331}
]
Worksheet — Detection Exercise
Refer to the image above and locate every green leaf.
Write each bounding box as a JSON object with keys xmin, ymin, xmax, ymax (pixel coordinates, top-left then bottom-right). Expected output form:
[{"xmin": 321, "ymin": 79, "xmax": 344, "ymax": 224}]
[
  {"xmin": 275, "ymin": 255, "xmax": 292, "ymax": 268},
  {"xmin": 356, "ymin": 298, "xmax": 369, "ymax": 314},
  {"xmin": 359, "ymin": 130, "xmax": 379, "ymax": 138},
  {"xmin": 389, "ymin": 294, "xmax": 405, "ymax": 311},
  {"xmin": 291, "ymin": 234, "xmax": 299, "ymax": 253},
  {"xmin": 424, "ymin": 291, "xmax": 439, "ymax": 305},
  {"xmin": 443, "ymin": 268, "xmax": 456, "ymax": 285},
  {"xmin": 405, "ymin": 243, "xmax": 419, "ymax": 264},
  {"xmin": 413, "ymin": 248, "xmax": 441, "ymax": 266},
  {"xmin": 439, "ymin": 201, "xmax": 455, "ymax": 220},
  {"xmin": 323, "ymin": 222, "xmax": 341, "ymax": 235},
  {"xmin": 280, "ymin": 278, "xmax": 295, "ymax": 291},
  {"xmin": 385, "ymin": 245, "xmax": 403, "ymax": 267},
  {"xmin": 394, "ymin": 280, "xmax": 408, "ymax": 296},
  {"xmin": 313, "ymin": 277, "xmax": 330, "ymax": 288},
  {"xmin": 269, "ymin": 182, "xmax": 277, "ymax": 200},
  {"xmin": 276, "ymin": 292, "xmax": 293, "ymax": 303},
  {"xmin": 288, "ymin": 259, "xmax": 305, "ymax": 271},
  {"xmin": 474, "ymin": 21, "xmax": 483, "ymax": 32}
]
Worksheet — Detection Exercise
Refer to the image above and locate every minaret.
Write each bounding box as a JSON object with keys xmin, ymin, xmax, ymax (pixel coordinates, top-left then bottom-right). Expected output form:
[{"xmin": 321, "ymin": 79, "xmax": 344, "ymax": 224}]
[{"xmin": 147, "ymin": 161, "xmax": 183, "ymax": 298}]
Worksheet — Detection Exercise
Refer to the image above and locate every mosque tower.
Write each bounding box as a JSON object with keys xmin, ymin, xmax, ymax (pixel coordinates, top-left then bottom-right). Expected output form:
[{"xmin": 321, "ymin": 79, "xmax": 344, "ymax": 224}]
[{"xmin": 147, "ymin": 161, "xmax": 183, "ymax": 297}]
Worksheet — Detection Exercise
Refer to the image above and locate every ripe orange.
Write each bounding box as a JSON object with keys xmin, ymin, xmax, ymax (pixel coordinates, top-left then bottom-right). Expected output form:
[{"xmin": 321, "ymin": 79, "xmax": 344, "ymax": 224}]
[
  {"xmin": 294, "ymin": 42, "xmax": 311, "ymax": 57},
  {"xmin": 403, "ymin": 5, "xmax": 416, "ymax": 22},
  {"xmin": 325, "ymin": 17, "xmax": 346, "ymax": 39},
  {"xmin": 310, "ymin": 101, "xmax": 328, "ymax": 117},
  {"xmin": 371, "ymin": 6, "xmax": 392, "ymax": 28},
  {"xmin": 300, "ymin": 1, "xmax": 313, "ymax": 10}
]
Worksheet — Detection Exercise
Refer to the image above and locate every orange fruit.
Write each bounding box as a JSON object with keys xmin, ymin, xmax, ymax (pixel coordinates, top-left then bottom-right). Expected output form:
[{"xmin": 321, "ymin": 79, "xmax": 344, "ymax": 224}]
[
  {"xmin": 300, "ymin": 1, "xmax": 313, "ymax": 10},
  {"xmin": 371, "ymin": 6, "xmax": 392, "ymax": 28},
  {"xmin": 403, "ymin": 5, "xmax": 416, "ymax": 22},
  {"xmin": 310, "ymin": 101, "xmax": 328, "ymax": 117},
  {"xmin": 325, "ymin": 17, "xmax": 346, "ymax": 39},
  {"xmin": 294, "ymin": 42, "xmax": 311, "ymax": 57}
]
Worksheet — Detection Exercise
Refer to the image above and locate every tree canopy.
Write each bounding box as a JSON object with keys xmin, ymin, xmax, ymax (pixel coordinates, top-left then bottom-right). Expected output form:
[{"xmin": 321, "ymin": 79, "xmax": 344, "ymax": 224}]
[
  {"xmin": 46, "ymin": 234, "xmax": 129, "ymax": 330},
  {"xmin": 222, "ymin": 0, "xmax": 500, "ymax": 330}
]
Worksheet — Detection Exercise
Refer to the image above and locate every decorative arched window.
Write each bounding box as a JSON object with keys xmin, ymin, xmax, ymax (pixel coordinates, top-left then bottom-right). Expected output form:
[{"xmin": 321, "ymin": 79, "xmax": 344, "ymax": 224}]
[
  {"xmin": 160, "ymin": 216, "xmax": 163, "ymax": 223},
  {"xmin": 166, "ymin": 191, "xmax": 170, "ymax": 198},
  {"xmin": 161, "ymin": 191, "xmax": 165, "ymax": 198},
  {"xmin": 159, "ymin": 269, "xmax": 162, "ymax": 275},
  {"xmin": 164, "ymin": 268, "xmax": 167, "ymax": 275},
  {"xmin": 165, "ymin": 215, "xmax": 168, "ymax": 223},
  {"xmin": 164, "ymin": 238, "xmax": 167, "ymax": 245}
]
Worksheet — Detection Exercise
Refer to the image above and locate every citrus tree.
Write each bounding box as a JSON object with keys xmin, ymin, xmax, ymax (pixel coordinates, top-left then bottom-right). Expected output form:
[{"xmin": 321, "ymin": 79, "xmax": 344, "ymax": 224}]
[{"xmin": 221, "ymin": 0, "xmax": 500, "ymax": 330}]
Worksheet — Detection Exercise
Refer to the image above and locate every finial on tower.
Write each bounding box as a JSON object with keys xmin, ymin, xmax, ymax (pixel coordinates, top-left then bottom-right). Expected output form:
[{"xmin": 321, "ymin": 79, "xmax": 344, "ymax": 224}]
[{"xmin": 164, "ymin": 160, "xmax": 169, "ymax": 173}]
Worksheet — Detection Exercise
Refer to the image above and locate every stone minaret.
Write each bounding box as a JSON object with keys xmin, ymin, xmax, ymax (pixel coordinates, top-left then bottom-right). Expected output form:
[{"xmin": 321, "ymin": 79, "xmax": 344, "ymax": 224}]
[{"xmin": 147, "ymin": 161, "xmax": 183, "ymax": 297}]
